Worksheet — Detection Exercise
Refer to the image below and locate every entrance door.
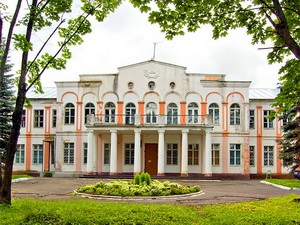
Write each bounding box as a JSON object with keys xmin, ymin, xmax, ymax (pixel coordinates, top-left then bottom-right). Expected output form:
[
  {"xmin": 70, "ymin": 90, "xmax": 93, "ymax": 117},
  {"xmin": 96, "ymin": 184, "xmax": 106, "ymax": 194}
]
[{"xmin": 145, "ymin": 144, "xmax": 158, "ymax": 175}]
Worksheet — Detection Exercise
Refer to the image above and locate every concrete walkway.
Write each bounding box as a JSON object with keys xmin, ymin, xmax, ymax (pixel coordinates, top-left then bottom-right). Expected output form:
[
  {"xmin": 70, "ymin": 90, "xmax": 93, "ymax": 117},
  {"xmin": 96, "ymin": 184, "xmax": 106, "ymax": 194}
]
[{"xmin": 11, "ymin": 177, "xmax": 300, "ymax": 205}]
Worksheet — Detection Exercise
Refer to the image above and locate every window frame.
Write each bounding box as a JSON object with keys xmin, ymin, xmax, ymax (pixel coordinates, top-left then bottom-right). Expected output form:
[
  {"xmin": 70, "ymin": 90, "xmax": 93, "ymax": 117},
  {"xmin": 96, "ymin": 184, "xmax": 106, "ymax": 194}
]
[
  {"xmin": 146, "ymin": 102, "xmax": 157, "ymax": 124},
  {"xmin": 104, "ymin": 143, "xmax": 111, "ymax": 164},
  {"xmin": 188, "ymin": 144, "xmax": 199, "ymax": 165},
  {"xmin": 52, "ymin": 109, "xmax": 57, "ymax": 128},
  {"xmin": 125, "ymin": 103, "xmax": 136, "ymax": 125},
  {"xmin": 263, "ymin": 146, "xmax": 274, "ymax": 166},
  {"xmin": 16, "ymin": 144, "xmax": 25, "ymax": 164},
  {"xmin": 166, "ymin": 143, "xmax": 178, "ymax": 165},
  {"xmin": 229, "ymin": 143, "xmax": 241, "ymax": 166},
  {"xmin": 167, "ymin": 103, "xmax": 178, "ymax": 124},
  {"xmin": 104, "ymin": 102, "xmax": 116, "ymax": 123},
  {"xmin": 230, "ymin": 103, "xmax": 241, "ymax": 125},
  {"xmin": 33, "ymin": 144, "xmax": 43, "ymax": 164},
  {"xmin": 249, "ymin": 109, "xmax": 255, "ymax": 129},
  {"xmin": 64, "ymin": 103, "xmax": 75, "ymax": 125},
  {"xmin": 85, "ymin": 102, "xmax": 95, "ymax": 124},
  {"xmin": 34, "ymin": 109, "xmax": 44, "ymax": 128},
  {"xmin": 83, "ymin": 142, "xmax": 88, "ymax": 164},
  {"xmin": 209, "ymin": 103, "xmax": 220, "ymax": 125},
  {"xmin": 187, "ymin": 102, "xmax": 199, "ymax": 124},
  {"xmin": 263, "ymin": 110, "xmax": 274, "ymax": 129},
  {"xmin": 124, "ymin": 143, "xmax": 134, "ymax": 165},
  {"xmin": 211, "ymin": 143, "xmax": 220, "ymax": 166},
  {"xmin": 250, "ymin": 145, "xmax": 255, "ymax": 166},
  {"xmin": 64, "ymin": 142, "xmax": 74, "ymax": 164}
]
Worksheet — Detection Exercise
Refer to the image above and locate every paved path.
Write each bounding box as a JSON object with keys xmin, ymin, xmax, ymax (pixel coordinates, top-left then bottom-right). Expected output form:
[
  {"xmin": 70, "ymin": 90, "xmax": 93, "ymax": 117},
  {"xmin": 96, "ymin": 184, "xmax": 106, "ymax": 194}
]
[{"xmin": 11, "ymin": 178, "xmax": 300, "ymax": 205}]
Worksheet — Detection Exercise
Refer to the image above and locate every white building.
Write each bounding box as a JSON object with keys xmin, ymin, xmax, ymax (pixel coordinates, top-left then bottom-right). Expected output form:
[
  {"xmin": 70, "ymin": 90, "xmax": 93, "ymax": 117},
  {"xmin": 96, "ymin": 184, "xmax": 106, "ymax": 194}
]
[{"xmin": 14, "ymin": 60, "xmax": 286, "ymax": 178}]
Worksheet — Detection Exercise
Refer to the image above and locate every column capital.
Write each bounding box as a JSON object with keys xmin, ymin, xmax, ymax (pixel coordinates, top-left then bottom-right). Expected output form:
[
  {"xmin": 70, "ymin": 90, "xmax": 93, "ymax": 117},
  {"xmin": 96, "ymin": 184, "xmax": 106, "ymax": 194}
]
[
  {"xmin": 182, "ymin": 129, "xmax": 189, "ymax": 134},
  {"xmin": 110, "ymin": 129, "xmax": 117, "ymax": 133},
  {"xmin": 134, "ymin": 128, "xmax": 141, "ymax": 133},
  {"xmin": 158, "ymin": 129, "xmax": 165, "ymax": 134}
]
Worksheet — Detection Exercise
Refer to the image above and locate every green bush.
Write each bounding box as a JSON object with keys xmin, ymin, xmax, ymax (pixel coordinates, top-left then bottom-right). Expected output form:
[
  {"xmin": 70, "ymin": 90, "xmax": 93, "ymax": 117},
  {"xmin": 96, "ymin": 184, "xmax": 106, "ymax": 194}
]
[
  {"xmin": 134, "ymin": 173, "xmax": 141, "ymax": 185},
  {"xmin": 42, "ymin": 172, "xmax": 52, "ymax": 177}
]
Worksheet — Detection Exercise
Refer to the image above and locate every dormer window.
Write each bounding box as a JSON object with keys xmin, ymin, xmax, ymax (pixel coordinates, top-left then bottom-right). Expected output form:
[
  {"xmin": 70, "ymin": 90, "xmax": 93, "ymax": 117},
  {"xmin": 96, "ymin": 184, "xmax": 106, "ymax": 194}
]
[{"xmin": 148, "ymin": 81, "xmax": 155, "ymax": 90}]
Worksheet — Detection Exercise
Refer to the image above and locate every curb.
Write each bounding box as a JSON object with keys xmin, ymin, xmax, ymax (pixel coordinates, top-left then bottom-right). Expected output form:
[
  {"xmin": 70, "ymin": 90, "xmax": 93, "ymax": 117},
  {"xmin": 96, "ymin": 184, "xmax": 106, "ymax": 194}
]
[
  {"xmin": 12, "ymin": 177, "xmax": 33, "ymax": 183},
  {"xmin": 260, "ymin": 181, "xmax": 300, "ymax": 191}
]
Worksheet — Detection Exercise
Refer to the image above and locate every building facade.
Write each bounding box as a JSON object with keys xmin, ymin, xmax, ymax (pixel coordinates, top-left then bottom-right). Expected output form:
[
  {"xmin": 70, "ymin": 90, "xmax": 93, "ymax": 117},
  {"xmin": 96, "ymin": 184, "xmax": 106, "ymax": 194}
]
[{"xmin": 14, "ymin": 60, "xmax": 286, "ymax": 178}]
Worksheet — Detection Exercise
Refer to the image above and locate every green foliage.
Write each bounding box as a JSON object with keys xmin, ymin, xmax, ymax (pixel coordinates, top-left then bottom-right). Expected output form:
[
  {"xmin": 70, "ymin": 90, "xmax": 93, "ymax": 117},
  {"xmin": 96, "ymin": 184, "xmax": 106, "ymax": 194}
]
[
  {"xmin": 134, "ymin": 173, "xmax": 141, "ymax": 185},
  {"xmin": 76, "ymin": 179, "xmax": 200, "ymax": 197},
  {"xmin": 42, "ymin": 172, "xmax": 52, "ymax": 178}
]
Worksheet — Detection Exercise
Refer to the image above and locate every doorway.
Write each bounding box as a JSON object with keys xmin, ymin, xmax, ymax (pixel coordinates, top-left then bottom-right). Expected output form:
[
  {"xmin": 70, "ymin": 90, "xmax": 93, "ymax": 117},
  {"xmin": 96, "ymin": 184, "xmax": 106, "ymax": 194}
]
[{"xmin": 144, "ymin": 144, "xmax": 158, "ymax": 175}]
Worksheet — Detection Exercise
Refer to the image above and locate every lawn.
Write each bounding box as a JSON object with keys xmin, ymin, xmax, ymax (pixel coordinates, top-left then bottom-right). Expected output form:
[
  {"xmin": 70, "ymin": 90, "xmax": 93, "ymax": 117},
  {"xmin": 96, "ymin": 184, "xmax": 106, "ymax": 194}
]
[
  {"xmin": 0, "ymin": 195, "xmax": 299, "ymax": 224},
  {"xmin": 265, "ymin": 178, "xmax": 300, "ymax": 189}
]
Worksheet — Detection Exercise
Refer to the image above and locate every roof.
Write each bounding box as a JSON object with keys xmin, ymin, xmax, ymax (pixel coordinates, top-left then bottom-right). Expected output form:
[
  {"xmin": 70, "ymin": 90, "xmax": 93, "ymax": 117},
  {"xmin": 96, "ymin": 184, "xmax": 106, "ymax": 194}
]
[
  {"xmin": 118, "ymin": 60, "xmax": 187, "ymax": 70},
  {"xmin": 249, "ymin": 88, "xmax": 279, "ymax": 99},
  {"xmin": 26, "ymin": 87, "xmax": 57, "ymax": 99}
]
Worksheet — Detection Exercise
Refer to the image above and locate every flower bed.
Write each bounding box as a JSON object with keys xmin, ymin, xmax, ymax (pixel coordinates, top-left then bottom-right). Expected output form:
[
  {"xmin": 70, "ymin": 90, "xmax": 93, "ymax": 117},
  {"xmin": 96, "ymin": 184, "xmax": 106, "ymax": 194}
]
[{"xmin": 76, "ymin": 180, "xmax": 200, "ymax": 197}]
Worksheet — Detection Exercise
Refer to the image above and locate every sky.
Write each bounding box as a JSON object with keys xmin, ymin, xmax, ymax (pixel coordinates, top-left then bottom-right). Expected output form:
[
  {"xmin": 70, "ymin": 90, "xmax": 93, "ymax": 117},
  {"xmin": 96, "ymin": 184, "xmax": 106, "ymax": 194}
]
[{"xmin": 3, "ymin": 1, "xmax": 283, "ymax": 88}]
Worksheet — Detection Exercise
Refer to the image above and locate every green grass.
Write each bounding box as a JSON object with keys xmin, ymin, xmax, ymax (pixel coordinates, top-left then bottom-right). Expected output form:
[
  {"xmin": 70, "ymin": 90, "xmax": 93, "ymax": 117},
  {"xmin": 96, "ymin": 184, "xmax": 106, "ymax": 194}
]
[
  {"xmin": 265, "ymin": 178, "xmax": 300, "ymax": 188},
  {"xmin": 12, "ymin": 174, "xmax": 32, "ymax": 180},
  {"xmin": 0, "ymin": 195, "xmax": 299, "ymax": 224}
]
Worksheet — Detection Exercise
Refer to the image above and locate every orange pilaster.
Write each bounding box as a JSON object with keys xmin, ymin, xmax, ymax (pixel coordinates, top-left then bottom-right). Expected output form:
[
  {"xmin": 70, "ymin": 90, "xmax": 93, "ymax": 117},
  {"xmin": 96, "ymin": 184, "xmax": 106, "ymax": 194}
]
[
  {"xmin": 138, "ymin": 101, "xmax": 145, "ymax": 124},
  {"xmin": 117, "ymin": 102, "xmax": 123, "ymax": 125},
  {"xmin": 180, "ymin": 102, "xmax": 186, "ymax": 124}
]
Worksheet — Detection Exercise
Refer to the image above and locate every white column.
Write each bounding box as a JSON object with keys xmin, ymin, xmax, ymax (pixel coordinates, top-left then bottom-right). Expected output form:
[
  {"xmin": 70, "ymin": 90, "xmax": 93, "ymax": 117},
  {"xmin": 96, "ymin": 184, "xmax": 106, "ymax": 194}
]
[
  {"xmin": 87, "ymin": 130, "xmax": 94, "ymax": 173},
  {"xmin": 110, "ymin": 129, "xmax": 117, "ymax": 175},
  {"xmin": 158, "ymin": 129, "xmax": 165, "ymax": 176},
  {"xmin": 134, "ymin": 129, "xmax": 141, "ymax": 174},
  {"xmin": 204, "ymin": 129, "xmax": 212, "ymax": 176},
  {"xmin": 181, "ymin": 129, "xmax": 189, "ymax": 176}
]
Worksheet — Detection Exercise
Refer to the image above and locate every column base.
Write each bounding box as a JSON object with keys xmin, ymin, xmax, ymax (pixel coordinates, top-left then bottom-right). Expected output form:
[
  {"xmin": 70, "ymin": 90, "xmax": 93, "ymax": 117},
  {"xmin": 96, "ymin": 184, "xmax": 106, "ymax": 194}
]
[
  {"xmin": 204, "ymin": 173, "xmax": 212, "ymax": 177},
  {"xmin": 181, "ymin": 173, "xmax": 188, "ymax": 177},
  {"xmin": 157, "ymin": 173, "xmax": 165, "ymax": 176},
  {"xmin": 109, "ymin": 172, "xmax": 118, "ymax": 176}
]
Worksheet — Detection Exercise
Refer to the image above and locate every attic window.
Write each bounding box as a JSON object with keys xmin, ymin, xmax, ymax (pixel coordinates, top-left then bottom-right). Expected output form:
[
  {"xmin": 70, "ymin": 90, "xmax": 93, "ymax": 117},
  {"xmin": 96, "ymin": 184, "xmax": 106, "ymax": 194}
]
[
  {"xmin": 128, "ymin": 82, "xmax": 134, "ymax": 89},
  {"xmin": 170, "ymin": 82, "xmax": 175, "ymax": 89},
  {"xmin": 148, "ymin": 81, "xmax": 155, "ymax": 90}
]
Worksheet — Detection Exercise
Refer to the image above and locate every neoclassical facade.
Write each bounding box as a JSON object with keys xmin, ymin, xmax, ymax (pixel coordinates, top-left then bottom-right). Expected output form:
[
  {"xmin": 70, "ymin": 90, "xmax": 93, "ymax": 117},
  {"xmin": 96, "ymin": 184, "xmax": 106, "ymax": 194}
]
[{"xmin": 15, "ymin": 60, "xmax": 286, "ymax": 178}]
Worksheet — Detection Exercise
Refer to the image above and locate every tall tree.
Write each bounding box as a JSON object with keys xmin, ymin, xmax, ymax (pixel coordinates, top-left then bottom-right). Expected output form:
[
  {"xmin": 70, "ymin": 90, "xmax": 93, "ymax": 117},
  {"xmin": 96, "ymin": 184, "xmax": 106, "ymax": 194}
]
[
  {"xmin": 130, "ymin": 0, "xmax": 300, "ymax": 170},
  {"xmin": 0, "ymin": 0, "xmax": 122, "ymax": 205}
]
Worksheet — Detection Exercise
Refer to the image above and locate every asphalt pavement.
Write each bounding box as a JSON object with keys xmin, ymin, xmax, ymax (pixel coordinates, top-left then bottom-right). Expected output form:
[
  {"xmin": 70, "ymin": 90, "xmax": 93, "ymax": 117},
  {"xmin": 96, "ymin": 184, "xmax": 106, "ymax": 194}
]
[{"xmin": 11, "ymin": 177, "xmax": 300, "ymax": 206}]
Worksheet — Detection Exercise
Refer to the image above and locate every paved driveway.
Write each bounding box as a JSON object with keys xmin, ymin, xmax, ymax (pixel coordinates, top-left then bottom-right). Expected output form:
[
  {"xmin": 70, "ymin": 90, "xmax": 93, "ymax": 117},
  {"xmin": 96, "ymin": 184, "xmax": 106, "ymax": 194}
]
[{"xmin": 11, "ymin": 178, "xmax": 300, "ymax": 205}]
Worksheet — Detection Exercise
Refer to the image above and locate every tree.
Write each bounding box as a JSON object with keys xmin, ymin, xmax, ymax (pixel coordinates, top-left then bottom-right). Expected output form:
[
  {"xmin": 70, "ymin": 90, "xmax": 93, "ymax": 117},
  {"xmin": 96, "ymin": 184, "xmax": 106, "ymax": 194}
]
[
  {"xmin": 0, "ymin": 46, "xmax": 14, "ymax": 188},
  {"xmin": 130, "ymin": 0, "xmax": 300, "ymax": 169},
  {"xmin": 0, "ymin": 0, "xmax": 122, "ymax": 205}
]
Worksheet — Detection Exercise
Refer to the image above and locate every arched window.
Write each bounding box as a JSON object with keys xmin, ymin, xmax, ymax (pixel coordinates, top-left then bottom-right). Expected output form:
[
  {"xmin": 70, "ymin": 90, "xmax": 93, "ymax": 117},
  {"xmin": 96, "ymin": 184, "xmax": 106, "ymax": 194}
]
[
  {"xmin": 146, "ymin": 102, "xmax": 157, "ymax": 124},
  {"xmin": 188, "ymin": 102, "xmax": 198, "ymax": 124},
  {"xmin": 84, "ymin": 102, "xmax": 95, "ymax": 124},
  {"xmin": 64, "ymin": 103, "xmax": 75, "ymax": 124},
  {"xmin": 209, "ymin": 103, "xmax": 220, "ymax": 125},
  {"xmin": 125, "ymin": 103, "xmax": 136, "ymax": 125},
  {"xmin": 105, "ymin": 102, "xmax": 116, "ymax": 123},
  {"xmin": 230, "ymin": 103, "xmax": 240, "ymax": 125},
  {"xmin": 167, "ymin": 103, "xmax": 178, "ymax": 124}
]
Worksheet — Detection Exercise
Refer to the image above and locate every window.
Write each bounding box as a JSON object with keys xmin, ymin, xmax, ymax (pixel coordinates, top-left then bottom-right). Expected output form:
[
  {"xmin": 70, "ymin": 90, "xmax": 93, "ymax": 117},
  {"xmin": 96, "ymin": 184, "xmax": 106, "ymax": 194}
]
[
  {"xmin": 167, "ymin": 143, "xmax": 178, "ymax": 165},
  {"xmin": 230, "ymin": 103, "xmax": 240, "ymax": 125},
  {"xmin": 128, "ymin": 82, "xmax": 134, "ymax": 89},
  {"xmin": 167, "ymin": 103, "xmax": 178, "ymax": 124},
  {"xmin": 15, "ymin": 144, "xmax": 25, "ymax": 164},
  {"xmin": 146, "ymin": 102, "xmax": 157, "ymax": 124},
  {"xmin": 249, "ymin": 110, "xmax": 255, "ymax": 129},
  {"xmin": 188, "ymin": 102, "xmax": 198, "ymax": 124},
  {"xmin": 169, "ymin": 82, "xmax": 175, "ymax": 89},
  {"xmin": 64, "ymin": 103, "xmax": 75, "ymax": 124},
  {"xmin": 104, "ymin": 143, "xmax": 111, "ymax": 164},
  {"xmin": 83, "ymin": 143, "xmax": 88, "ymax": 164},
  {"xmin": 124, "ymin": 143, "xmax": 134, "ymax": 165},
  {"xmin": 264, "ymin": 146, "xmax": 274, "ymax": 166},
  {"xmin": 264, "ymin": 110, "xmax": 274, "ymax": 128},
  {"xmin": 52, "ymin": 109, "xmax": 57, "ymax": 127},
  {"xmin": 148, "ymin": 81, "xmax": 155, "ymax": 90},
  {"xmin": 34, "ymin": 110, "xmax": 44, "ymax": 128},
  {"xmin": 85, "ymin": 103, "xmax": 95, "ymax": 124},
  {"xmin": 188, "ymin": 144, "xmax": 199, "ymax": 165},
  {"xmin": 209, "ymin": 103, "xmax": 220, "ymax": 125},
  {"xmin": 230, "ymin": 144, "xmax": 241, "ymax": 166},
  {"xmin": 64, "ymin": 143, "xmax": 74, "ymax": 164},
  {"xmin": 125, "ymin": 103, "xmax": 136, "ymax": 125},
  {"xmin": 212, "ymin": 144, "xmax": 220, "ymax": 166},
  {"xmin": 250, "ymin": 146, "xmax": 255, "ymax": 166},
  {"xmin": 33, "ymin": 144, "xmax": 43, "ymax": 164},
  {"xmin": 105, "ymin": 102, "xmax": 116, "ymax": 123},
  {"xmin": 21, "ymin": 110, "xmax": 26, "ymax": 128}
]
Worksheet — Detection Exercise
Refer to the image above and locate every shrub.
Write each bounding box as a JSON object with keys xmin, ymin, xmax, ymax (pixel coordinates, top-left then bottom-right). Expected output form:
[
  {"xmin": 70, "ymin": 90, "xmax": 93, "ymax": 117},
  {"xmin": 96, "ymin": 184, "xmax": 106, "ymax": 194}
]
[
  {"xmin": 43, "ymin": 172, "xmax": 52, "ymax": 177},
  {"xmin": 134, "ymin": 173, "xmax": 141, "ymax": 185}
]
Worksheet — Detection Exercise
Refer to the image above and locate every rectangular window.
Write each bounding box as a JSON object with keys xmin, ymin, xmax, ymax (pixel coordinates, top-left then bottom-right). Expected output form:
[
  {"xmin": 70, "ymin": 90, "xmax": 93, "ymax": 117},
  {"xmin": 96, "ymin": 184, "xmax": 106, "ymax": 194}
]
[
  {"xmin": 212, "ymin": 144, "xmax": 220, "ymax": 166},
  {"xmin": 264, "ymin": 146, "xmax": 274, "ymax": 166},
  {"xmin": 249, "ymin": 110, "xmax": 255, "ymax": 129},
  {"xmin": 166, "ymin": 143, "xmax": 178, "ymax": 165},
  {"xmin": 104, "ymin": 143, "xmax": 111, "ymax": 164},
  {"xmin": 52, "ymin": 109, "xmax": 57, "ymax": 127},
  {"xmin": 64, "ymin": 143, "xmax": 74, "ymax": 164},
  {"xmin": 263, "ymin": 110, "xmax": 274, "ymax": 128},
  {"xmin": 33, "ymin": 144, "xmax": 43, "ymax": 164},
  {"xmin": 34, "ymin": 110, "xmax": 44, "ymax": 128},
  {"xmin": 16, "ymin": 144, "xmax": 25, "ymax": 164},
  {"xmin": 21, "ymin": 110, "xmax": 26, "ymax": 128},
  {"xmin": 250, "ymin": 146, "xmax": 255, "ymax": 166},
  {"xmin": 188, "ymin": 144, "xmax": 199, "ymax": 165},
  {"xmin": 124, "ymin": 143, "xmax": 134, "ymax": 165},
  {"xmin": 230, "ymin": 144, "xmax": 241, "ymax": 166},
  {"xmin": 83, "ymin": 142, "xmax": 88, "ymax": 164}
]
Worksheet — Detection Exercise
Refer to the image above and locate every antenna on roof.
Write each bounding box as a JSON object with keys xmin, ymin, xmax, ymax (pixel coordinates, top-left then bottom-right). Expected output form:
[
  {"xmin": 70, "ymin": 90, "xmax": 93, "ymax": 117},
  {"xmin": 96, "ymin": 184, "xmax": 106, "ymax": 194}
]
[{"xmin": 151, "ymin": 41, "xmax": 163, "ymax": 60}]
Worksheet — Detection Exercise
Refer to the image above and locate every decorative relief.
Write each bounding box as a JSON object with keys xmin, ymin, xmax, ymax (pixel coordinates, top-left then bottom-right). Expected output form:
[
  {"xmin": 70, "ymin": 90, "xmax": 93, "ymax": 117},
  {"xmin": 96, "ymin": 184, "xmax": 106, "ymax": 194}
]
[{"xmin": 144, "ymin": 69, "xmax": 160, "ymax": 79}]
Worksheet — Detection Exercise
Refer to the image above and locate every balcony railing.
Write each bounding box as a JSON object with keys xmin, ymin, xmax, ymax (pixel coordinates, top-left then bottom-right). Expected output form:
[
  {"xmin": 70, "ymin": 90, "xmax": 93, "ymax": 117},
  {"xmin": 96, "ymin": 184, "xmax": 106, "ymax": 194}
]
[{"xmin": 86, "ymin": 114, "xmax": 213, "ymax": 126}]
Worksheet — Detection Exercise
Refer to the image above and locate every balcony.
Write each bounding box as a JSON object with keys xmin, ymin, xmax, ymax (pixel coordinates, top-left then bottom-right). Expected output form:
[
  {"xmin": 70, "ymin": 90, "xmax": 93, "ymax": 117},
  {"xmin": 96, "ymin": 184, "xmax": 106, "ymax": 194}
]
[{"xmin": 86, "ymin": 114, "xmax": 213, "ymax": 127}]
